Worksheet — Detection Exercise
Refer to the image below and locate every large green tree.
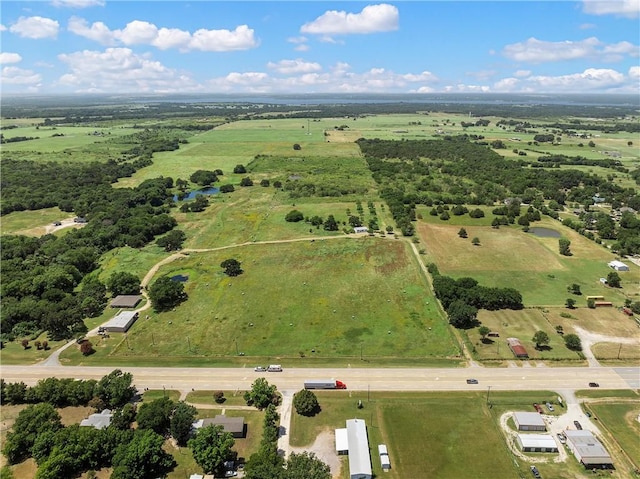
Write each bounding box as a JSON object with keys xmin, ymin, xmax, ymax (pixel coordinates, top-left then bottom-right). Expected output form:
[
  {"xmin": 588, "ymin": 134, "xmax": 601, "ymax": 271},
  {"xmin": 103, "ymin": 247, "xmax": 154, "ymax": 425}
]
[
  {"xmin": 532, "ymin": 330, "xmax": 550, "ymax": 349},
  {"xmin": 244, "ymin": 378, "xmax": 279, "ymax": 410},
  {"xmin": 111, "ymin": 429, "xmax": 175, "ymax": 479},
  {"xmin": 136, "ymin": 397, "xmax": 175, "ymax": 435},
  {"xmin": 106, "ymin": 272, "xmax": 141, "ymax": 296},
  {"xmin": 446, "ymin": 300, "xmax": 478, "ymax": 329},
  {"xmin": 607, "ymin": 271, "xmax": 621, "ymax": 288},
  {"xmin": 284, "ymin": 452, "xmax": 331, "ymax": 479},
  {"xmin": 94, "ymin": 369, "xmax": 136, "ymax": 409},
  {"xmin": 292, "ymin": 389, "xmax": 319, "ymax": 417},
  {"xmin": 148, "ymin": 276, "xmax": 188, "ymax": 312},
  {"xmin": 188, "ymin": 425, "xmax": 235, "ymax": 475},
  {"xmin": 156, "ymin": 230, "xmax": 186, "ymax": 252},
  {"xmin": 2, "ymin": 403, "xmax": 62, "ymax": 464},
  {"xmin": 564, "ymin": 333, "xmax": 582, "ymax": 351},
  {"xmin": 189, "ymin": 170, "xmax": 219, "ymax": 186},
  {"xmin": 220, "ymin": 259, "xmax": 243, "ymax": 277},
  {"xmin": 170, "ymin": 401, "xmax": 197, "ymax": 446}
]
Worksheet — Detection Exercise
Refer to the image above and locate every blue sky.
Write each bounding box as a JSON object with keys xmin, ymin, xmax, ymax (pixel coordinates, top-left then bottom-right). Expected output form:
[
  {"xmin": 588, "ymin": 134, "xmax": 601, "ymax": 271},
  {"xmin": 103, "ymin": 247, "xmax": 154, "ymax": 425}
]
[{"xmin": 1, "ymin": 0, "xmax": 638, "ymax": 94}]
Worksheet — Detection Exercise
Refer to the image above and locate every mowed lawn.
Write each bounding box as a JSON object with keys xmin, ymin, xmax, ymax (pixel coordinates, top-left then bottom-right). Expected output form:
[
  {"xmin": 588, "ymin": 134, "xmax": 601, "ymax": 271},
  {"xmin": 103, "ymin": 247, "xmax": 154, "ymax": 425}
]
[
  {"xmin": 291, "ymin": 391, "xmax": 520, "ymax": 479},
  {"xmin": 587, "ymin": 402, "xmax": 640, "ymax": 470},
  {"xmin": 64, "ymin": 238, "xmax": 457, "ymax": 363},
  {"xmin": 418, "ymin": 218, "xmax": 639, "ymax": 306}
]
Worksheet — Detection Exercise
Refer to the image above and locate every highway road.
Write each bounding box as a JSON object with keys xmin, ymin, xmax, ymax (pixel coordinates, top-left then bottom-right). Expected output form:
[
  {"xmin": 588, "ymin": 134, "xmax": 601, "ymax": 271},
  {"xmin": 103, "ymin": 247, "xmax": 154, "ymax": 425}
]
[{"xmin": 1, "ymin": 364, "xmax": 638, "ymax": 393}]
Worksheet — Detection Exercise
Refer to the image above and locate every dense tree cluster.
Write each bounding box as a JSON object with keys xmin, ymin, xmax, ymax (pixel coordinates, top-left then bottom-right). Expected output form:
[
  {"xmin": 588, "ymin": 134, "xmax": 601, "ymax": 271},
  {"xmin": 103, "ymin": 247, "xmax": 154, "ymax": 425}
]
[
  {"xmin": 148, "ymin": 276, "xmax": 188, "ymax": 312},
  {"xmin": 244, "ymin": 378, "xmax": 280, "ymax": 410},
  {"xmin": 431, "ymin": 274, "xmax": 523, "ymax": 329}
]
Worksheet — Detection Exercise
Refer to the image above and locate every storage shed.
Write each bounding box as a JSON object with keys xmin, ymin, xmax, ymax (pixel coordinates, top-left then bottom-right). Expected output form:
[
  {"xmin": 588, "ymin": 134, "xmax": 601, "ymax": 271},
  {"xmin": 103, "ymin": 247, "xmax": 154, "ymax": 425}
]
[
  {"xmin": 109, "ymin": 295, "xmax": 142, "ymax": 308},
  {"xmin": 193, "ymin": 415, "xmax": 246, "ymax": 438},
  {"xmin": 507, "ymin": 338, "xmax": 529, "ymax": 358},
  {"xmin": 565, "ymin": 430, "xmax": 613, "ymax": 467},
  {"xmin": 346, "ymin": 419, "xmax": 372, "ymax": 479},
  {"xmin": 335, "ymin": 428, "xmax": 349, "ymax": 454},
  {"xmin": 353, "ymin": 227, "xmax": 369, "ymax": 234},
  {"xmin": 517, "ymin": 434, "xmax": 558, "ymax": 453},
  {"xmin": 513, "ymin": 412, "xmax": 546, "ymax": 431},
  {"xmin": 80, "ymin": 409, "xmax": 113, "ymax": 429},
  {"xmin": 378, "ymin": 444, "xmax": 391, "ymax": 470},
  {"xmin": 608, "ymin": 260, "xmax": 630, "ymax": 271},
  {"xmin": 102, "ymin": 311, "xmax": 138, "ymax": 333}
]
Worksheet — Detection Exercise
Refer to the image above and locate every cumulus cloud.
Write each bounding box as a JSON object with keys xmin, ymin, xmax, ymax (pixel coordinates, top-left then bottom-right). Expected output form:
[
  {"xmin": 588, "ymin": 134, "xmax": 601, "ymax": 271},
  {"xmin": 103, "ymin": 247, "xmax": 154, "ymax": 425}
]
[
  {"xmin": 0, "ymin": 53, "xmax": 23, "ymax": 64},
  {"xmin": 9, "ymin": 16, "xmax": 59, "ymax": 39},
  {"xmin": 502, "ymin": 37, "xmax": 638, "ymax": 63},
  {"xmin": 514, "ymin": 70, "xmax": 532, "ymax": 78},
  {"xmin": 629, "ymin": 65, "xmax": 640, "ymax": 79},
  {"xmin": 57, "ymin": 47, "xmax": 199, "ymax": 93},
  {"xmin": 267, "ymin": 59, "xmax": 322, "ymax": 75},
  {"xmin": 0, "ymin": 25, "xmax": 7, "ymax": 32},
  {"xmin": 51, "ymin": 0, "xmax": 105, "ymax": 7},
  {"xmin": 287, "ymin": 36, "xmax": 309, "ymax": 52},
  {"xmin": 582, "ymin": 0, "xmax": 639, "ymax": 18},
  {"xmin": 68, "ymin": 17, "xmax": 258, "ymax": 52},
  {"xmin": 301, "ymin": 3, "xmax": 399, "ymax": 35},
  {"xmin": 525, "ymin": 68, "xmax": 626, "ymax": 91},
  {"xmin": 2, "ymin": 66, "xmax": 42, "ymax": 87}
]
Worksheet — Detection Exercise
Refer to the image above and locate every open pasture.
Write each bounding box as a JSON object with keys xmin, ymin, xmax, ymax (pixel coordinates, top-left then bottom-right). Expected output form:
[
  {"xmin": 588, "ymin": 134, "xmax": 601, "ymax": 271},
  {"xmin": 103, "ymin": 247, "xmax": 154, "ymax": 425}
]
[
  {"xmin": 544, "ymin": 307, "xmax": 640, "ymax": 339},
  {"xmin": 418, "ymin": 218, "xmax": 639, "ymax": 306},
  {"xmin": 587, "ymin": 402, "xmax": 640, "ymax": 472},
  {"xmin": 63, "ymin": 238, "xmax": 457, "ymax": 364},
  {"xmin": 473, "ymin": 309, "xmax": 582, "ymax": 361},
  {"xmin": 0, "ymin": 207, "xmax": 74, "ymax": 236}
]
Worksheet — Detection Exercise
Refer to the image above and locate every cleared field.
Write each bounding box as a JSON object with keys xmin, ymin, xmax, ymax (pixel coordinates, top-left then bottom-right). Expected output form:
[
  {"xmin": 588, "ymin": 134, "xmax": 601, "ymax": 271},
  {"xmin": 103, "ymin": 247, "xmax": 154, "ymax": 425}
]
[
  {"xmin": 544, "ymin": 307, "xmax": 640, "ymax": 338},
  {"xmin": 60, "ymin": 238, "xmax": 457, "ymax": 365},
  {"xmin": 0, "ymin": 332, "xmax": 65, "ymax": 365},
  {"xmin": 185, "ymin": 390, "xmax": 249, "ymax": 406},
  {"xmin": 418, "ymin": 218, "xmax": 640, "ymax": 306},
  {"xmin": 473, "ymin": 309, "xmax": 583, "ymax": 361},
  {"xmin": 587, "ymin": 402, "xmax": 640, "ymax": 472},
  {"xmin": 0, "ymin": 207, "xmax": 75, "ymax": 236}
]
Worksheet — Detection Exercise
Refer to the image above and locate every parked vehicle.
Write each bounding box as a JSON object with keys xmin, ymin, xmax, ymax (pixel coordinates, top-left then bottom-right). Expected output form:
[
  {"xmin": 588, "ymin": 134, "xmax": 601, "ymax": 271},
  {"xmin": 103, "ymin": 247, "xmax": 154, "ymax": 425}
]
[
  {"xmin": 254, "ymin": 366, "xmax": 266, "ymax": 372},
  {"xmin": 557, "ymin": 433, "xmax": 566, "ymax": 444},
  {"xmin": 546, "ymin": 402, "xmax": 554, "ymax": 412},
  {"xmin": 304, "ymin": 380, "xmax": 347, "ymax": 390},
  {"xmin": 533, "ymin": 403, "xmax": 543, "ymax": 413},
  {"xmin": 267, "ymin": 364, "xmax": 282, "ymax": 372},
  {"xmin": 574, "ymin": 420, "xmax": 582, "ymax": 430},
  {"xmin": 530, "ymin": 465, "xmax": 541, "ymax": 478}
]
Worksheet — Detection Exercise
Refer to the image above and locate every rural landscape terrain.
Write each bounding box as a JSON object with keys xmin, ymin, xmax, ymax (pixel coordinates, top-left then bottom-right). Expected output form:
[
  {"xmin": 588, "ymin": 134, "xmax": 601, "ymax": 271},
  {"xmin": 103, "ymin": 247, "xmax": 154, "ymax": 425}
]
[{"xmin": 1, "ymin": 93, "xmax": 639, "ymax": 479}]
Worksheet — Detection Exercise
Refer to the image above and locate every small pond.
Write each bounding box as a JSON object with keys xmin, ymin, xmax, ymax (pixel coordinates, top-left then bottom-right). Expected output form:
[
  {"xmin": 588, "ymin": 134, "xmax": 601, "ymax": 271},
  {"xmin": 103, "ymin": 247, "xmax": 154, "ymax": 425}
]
[
  {"xmin": 173, "ymin": 187, "xmax": 219, "ymax": 201},
  {"xmin": 170, "ymin": 274, "xmax": 189, "ymax": 282},
  {"xmin": 528, "ymin": 227, "xmax": 561, "ymax": 238}
]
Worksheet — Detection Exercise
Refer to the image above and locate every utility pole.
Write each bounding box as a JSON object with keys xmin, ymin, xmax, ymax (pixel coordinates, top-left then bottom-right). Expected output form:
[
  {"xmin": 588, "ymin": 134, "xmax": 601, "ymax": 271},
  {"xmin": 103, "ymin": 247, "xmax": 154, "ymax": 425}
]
[
  {"xmin": 617, "ymin": 343, "xmax": 622, "ymax": 360},
  {"xmin": 486, "ymin": 385, "xmax": 492, "ymax": 406},
  {"xmin": 235, "ymin": 339, "xmax": 239, "ymax": 355},
  {"xmin": 187, "ymin": 336, "xmax": 191, "ymax": 352}
]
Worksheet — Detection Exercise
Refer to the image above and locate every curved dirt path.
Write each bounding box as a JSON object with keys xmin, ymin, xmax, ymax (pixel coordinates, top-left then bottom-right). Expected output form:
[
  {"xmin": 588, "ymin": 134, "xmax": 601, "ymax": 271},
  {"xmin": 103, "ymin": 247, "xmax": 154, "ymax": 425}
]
[{"xmin": 572, "ymin": 325, "xmax": 640, "ymax": 368}]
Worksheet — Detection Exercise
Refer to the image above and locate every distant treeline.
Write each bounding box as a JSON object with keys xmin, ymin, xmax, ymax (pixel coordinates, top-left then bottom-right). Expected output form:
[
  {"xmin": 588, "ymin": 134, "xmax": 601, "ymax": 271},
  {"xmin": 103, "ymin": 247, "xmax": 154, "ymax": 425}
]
[{"xmin": 535, "ymin": 154, "xmax": 625, "ymax": 170}]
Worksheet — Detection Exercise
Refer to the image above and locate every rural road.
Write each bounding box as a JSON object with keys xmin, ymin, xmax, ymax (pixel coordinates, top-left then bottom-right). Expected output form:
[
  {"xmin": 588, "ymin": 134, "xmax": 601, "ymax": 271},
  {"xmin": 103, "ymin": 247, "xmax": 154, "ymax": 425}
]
[{"xmin": 1, "ymin": 365, "xmax": 638, "ymax": 393}]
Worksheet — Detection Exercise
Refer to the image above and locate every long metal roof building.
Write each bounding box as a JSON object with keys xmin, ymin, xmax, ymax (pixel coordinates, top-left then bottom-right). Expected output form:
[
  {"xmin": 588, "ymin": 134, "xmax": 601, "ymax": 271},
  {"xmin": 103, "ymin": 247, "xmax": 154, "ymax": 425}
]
[{"xmin": 346, "ymin": 418, "xmax": 372, "ymax": 479}]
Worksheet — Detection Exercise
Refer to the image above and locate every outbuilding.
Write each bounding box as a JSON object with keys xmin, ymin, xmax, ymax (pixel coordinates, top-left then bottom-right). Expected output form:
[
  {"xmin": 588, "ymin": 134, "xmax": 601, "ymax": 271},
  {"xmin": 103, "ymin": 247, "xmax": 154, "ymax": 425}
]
[
  {"xmin": 565, "ymin": 430, "xmax": 613, "ymax": 467},
  {"xmin": 102, "ymin": 311, "xmax": 138, "ymax": 333},
  {"xmin": 608, "ymin": 260, "xmax": 630, "ymax": 271},
  {"xmin": 513, "ymin": 412, "xmax": 546, "ymax": 431},
  {"xmin": 353, "ymin": 227, "xmax": 369, "ymax": 234},
  {"xmin": 109, "ymin": 295, "xmax": 142, "ymax": 308},
  {"xmin": 378, "ymin": 444, "xmax": 391, "ymax": 470},
  {"xmin": 507, "ymin": 338, "xmax": 529, "ymax": 358},
  {"xmin": 516, "ymin": 434, "xmax": 558, "ymax": 453},
  {"xmin": 346, "ymin": 419, "xmax": 372, "ymax": 479},
  {"xmin": 80, "ymin": 409, "xmax": 113, "ymax": 429},
  {"xmin": 335, "ymin": 428, "xmax": 349, "ymax": 454},
  {"xmin": 193, "ymin": 415, "xmax": 245, "ymax": 438}
]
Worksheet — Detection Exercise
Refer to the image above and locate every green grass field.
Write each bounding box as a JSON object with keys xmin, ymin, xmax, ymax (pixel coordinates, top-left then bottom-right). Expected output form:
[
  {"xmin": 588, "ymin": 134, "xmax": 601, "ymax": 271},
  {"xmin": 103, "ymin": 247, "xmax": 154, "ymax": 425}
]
[
  {"xmin": 59, "ymin": 238, "xmax": 459, "ymax": 365},
  {"xmin": 418, "ymin": 217, "xmax": 640, "ymax": 306},
  {"xmin": 587, "ymin": 401, "xmax": 640, "ymax": 472}
]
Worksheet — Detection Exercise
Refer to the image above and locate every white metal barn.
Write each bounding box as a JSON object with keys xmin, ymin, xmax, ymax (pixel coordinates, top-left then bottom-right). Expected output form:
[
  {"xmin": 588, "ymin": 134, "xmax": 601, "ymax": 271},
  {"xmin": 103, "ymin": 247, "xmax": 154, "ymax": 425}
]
[
  {"xmin": 102, "ymin": 311, "xmax": 138, "ymax": 333},
  {"xmin": 608, "ymin": 260, "xmax": 630, "ymax": 271},
  {"xmin": 513, "ymin": 412, "xmax": 546, "ymax": 431},
  {"xmin": 346, "ymin": 419, "xmax": 372, "ymax": 479},
  {"xmin": 335, "ymin": 428, "xmax": 349, "ymax": 455},
  {"xmin": 517, "ymin": 434, "xmax": 558, "ymax": 453},
  {"xmin": 565, "ymin": 430, "xmax": 613, "ymax": 467}
]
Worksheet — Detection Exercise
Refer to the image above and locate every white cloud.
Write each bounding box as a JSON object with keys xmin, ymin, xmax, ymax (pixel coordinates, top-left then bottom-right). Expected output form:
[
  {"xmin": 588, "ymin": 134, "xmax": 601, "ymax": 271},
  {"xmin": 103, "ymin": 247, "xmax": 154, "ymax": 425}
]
[
  {"xmin": 0, "ymin": 25, "xmax": 7, "ymax": 32},
  {"xmin": 526, "ymin": 68, "xmax": 626, "ymax": 91},
  {"xmin": 51, "ymin": 0, "xmax": 105, "ymax": 7},
  {"xmin": 629, "ymin": 65, "xmax": 640, "ymax": 79},
  {"xmin": 502, "ymin": 37, "xmax": 638, "ymax": 63},
  {"xmin": 9, "ymin": 16, "xmax": 59, "ymax": 39},
  {"xmin": 514, "ymin": 70, "xmax": 531, "ymax": 78},
  {"xmin": 57, "ymin": 47, "xmax": 199, "ymax": 93},
  {"xmin": 68, "ymin": 17, "xmax": 258, "ymax": 52},
  {"xmin": 2, "ymin": 66, "xmax": 42, "ymax": 87},
  {"xmin": 465, "ymin": 70, "xmax": 497, "ymax": 81},
  {"xmin": 287, "ymin": 36, "xmax": 309, "ymax": 52},
  {"xmin": 267, "ymin": 59, "xmax": 322, "ymax": 74},
  {"xmin": 0, "ymin": 53, "xmax": 23, "ymax": 64},
  {"xmin": 493, "ymin": 78, "xmax": 520, "ymax": 92},
  {"xmin": 443, "ymin": 84, "xmax": 491, "ymax": 93},
  {"xmin": 301, "ymin": 3, "xmax": 399, "ymax": 35},
  {"xmin": 579, "ymin": 23, "xmax": 597, "ymax": 30},
  {"xmin": 582, "ymin": 0, "xmax": 639, "ymax": 18},
  {"xmin": 68, "ymin": 16, "xmax": 115, "ymax": 45}
]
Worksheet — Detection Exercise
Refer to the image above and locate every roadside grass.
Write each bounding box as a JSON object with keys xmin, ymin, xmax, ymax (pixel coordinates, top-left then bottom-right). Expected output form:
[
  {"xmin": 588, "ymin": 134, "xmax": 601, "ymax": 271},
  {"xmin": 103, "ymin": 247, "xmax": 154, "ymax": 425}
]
[
  {"xmin": 142, "ymin": 389, "xmax": 181, "ymax": 403},
  {"xmin": 418, "ymin": 218, "xmax": 639, "ymax": 306},
  {"xmin": 575, "ymin": 389, "xmax": 639, "ymax": 399},
  {"xmin": 0, "ymin": 333, "xmax": 65, "ymax": 365},
  {"xmin": 592, "ymin": 343, "xmax": 640, "ymax": 364},
  {"xmin": 185, "ymin": 390, "xmax": 248, "ymax": 406},
  {"xmin": 0, "ymin": 207, "xmax": 74, "ymax": 236},
  {"xmin": 473, "ymin": 309, "xmax": 582, "ymax": 361},
  {"xmin": 60, "ymin": 238, "xmax": 458, "ymax": 364},
  {"xmin": 586, "ymin": 402, "xmax": 640, "ymax": 472}
]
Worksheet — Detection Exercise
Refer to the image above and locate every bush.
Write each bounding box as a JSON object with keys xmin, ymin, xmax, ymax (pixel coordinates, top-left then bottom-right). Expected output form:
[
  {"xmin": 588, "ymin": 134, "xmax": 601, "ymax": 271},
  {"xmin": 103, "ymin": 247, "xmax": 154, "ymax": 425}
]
[
  {"xmin": 213, "ymin": 391, "xmax": 225, "ymax": 403},
  {"xmin": 285, "ymin": 210, "xmax": 304, "ymax": 222}
]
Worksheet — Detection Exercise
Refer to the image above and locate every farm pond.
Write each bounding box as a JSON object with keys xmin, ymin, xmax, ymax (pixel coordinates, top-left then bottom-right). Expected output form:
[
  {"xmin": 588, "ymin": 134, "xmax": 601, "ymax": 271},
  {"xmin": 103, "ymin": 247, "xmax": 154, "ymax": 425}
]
[{"xmin": 528, "ymin": 227, "xmax": 561, "ymax": 238}]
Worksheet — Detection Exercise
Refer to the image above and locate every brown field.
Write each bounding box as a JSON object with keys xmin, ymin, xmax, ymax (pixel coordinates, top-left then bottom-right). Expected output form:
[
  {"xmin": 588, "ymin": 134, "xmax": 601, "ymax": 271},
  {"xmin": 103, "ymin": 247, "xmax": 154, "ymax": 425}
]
[
  {"xmin": 418, "ymin": 223, "xmax": 565, "ymax": 272},
  {"xmin": 544, "ymin": 307, "xmax": 640, "ymax": 338},
  {"xmin": 592, "ymin": 342, "xmax": 640, "ymax": 361}
]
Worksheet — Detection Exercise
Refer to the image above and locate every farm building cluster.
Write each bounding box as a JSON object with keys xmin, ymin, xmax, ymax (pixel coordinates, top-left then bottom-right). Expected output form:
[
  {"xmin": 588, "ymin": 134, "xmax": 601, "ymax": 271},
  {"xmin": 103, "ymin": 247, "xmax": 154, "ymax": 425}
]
[{"xmin": 335, "ymin": 418, "xmax": 390, "ymax": 478}]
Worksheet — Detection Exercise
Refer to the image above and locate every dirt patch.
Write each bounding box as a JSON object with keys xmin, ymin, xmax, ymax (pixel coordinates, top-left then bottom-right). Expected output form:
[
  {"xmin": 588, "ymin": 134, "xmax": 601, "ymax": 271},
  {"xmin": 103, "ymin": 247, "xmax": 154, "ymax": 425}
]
[
  {"xmin": 290, "ymin": 428, "xmax": 342, "ymax": 478},
  {"xmin": 498, "ymin": 412, "xmax": 568, "ymax": 464}
]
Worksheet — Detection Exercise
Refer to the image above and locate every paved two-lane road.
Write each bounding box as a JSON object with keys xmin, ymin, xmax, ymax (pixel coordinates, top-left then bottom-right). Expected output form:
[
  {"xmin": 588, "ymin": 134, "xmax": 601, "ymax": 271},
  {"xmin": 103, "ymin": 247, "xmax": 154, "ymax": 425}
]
[{"xmin": 1, "ymin": 364, "xmax": 637, "ymax": 392}]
